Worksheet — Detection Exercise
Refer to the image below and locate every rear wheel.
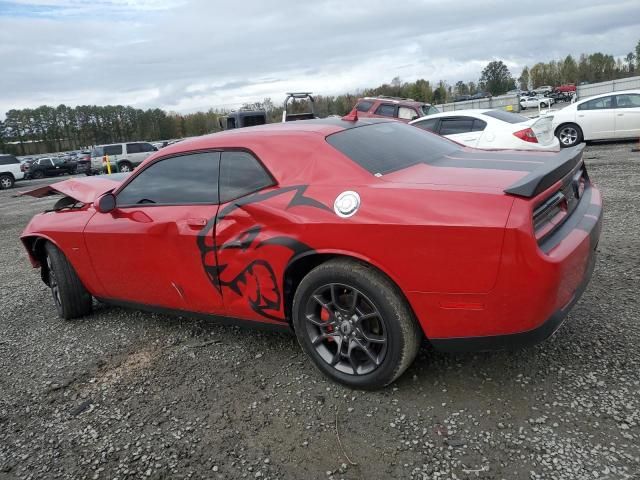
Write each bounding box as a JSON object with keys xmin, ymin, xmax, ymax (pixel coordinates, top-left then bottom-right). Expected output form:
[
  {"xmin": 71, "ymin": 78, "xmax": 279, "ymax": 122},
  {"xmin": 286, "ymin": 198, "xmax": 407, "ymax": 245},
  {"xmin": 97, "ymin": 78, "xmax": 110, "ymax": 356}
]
[
  {"xmin": 540, "ymin": 102, "xmax": 548, "ymax": 108},
  {"xmin": 556, "ymin": 123, "xmax": 583, "ymax": 148},
  {"xmin": 0, "ymin": 174, "xmax": 14, "ymax": 189},
  {"xmin": 44, "ymin": 242, "xmax": 93, "ymax": 319},
  {"xmin": 292, "ymin": 259, "xmax": 421, "ymax": 389},
  {"xmin": 118, "ymin": 161, "xmax": 132, "ymax": 173}
]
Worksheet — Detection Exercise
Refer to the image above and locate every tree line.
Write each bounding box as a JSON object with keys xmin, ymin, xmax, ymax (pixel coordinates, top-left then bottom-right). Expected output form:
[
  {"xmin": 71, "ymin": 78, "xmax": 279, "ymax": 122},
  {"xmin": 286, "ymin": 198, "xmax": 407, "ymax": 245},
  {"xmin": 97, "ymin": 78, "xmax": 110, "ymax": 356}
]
[{"xmin": 2, "ymin": 40, "xmax": 638, "ymax": 156}]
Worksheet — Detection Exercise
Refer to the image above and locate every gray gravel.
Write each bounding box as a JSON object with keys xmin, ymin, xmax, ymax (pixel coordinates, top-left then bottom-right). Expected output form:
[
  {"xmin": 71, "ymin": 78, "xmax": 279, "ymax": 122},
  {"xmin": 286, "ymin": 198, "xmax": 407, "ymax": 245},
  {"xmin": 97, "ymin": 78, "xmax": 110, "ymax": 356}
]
[{"xmin": 1, "ymin": 142, "xmax": 639, "ymax": 479}]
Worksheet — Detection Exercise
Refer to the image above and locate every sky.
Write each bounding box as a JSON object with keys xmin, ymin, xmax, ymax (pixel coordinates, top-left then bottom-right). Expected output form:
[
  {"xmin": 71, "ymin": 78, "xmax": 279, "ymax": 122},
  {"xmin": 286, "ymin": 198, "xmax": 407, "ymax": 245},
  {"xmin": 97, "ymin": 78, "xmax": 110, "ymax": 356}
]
[{"xmin": 0, "ymin": 0, "xmax": 638, "ymax": 115}]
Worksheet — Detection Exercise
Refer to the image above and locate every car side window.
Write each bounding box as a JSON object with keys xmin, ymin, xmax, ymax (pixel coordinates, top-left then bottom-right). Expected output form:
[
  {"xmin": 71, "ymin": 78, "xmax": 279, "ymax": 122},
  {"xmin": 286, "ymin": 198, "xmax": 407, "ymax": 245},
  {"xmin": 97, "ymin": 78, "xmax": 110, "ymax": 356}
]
[
  {"xmin": 104, "ymin": 145, "xmax": 123, "ymax": 156},
  {"xmin": 578, "ymin": 96, "xmax": 613, "ymax": 111},
  {"xmin": 472, "ymin": 119, "xmax": 487, "ymax": 131},
  {"xmin": 398, "ymin": 107, "xmax": 418, "ymax": 120},
  {"xmin": 140, "ymin": 142, "xmax": 156, "ymax": 152},
  {"xmin": 126, "ymin": 143, "xmax": 143, "ymax": 154},
  {"xmin": 355, "ymin": 101, "xmax": 373, "ymax": 112},
  {"xmin": 116, "ymin": 152, "xmax": 220, "ymax": 206},
  {"xmin": 219, "ymin": 151, "xmax": 274, "ymax": 204},
  {"xmin": 0, "ymin": 155, "xmax": 19, "ymax": 165},
  {"xmin": 374, "ymin": 104, "xmax": 396, "ymax": 117},
  {"xmin": 413, "ymin": 118, "xmax": 439, "ymax": 133},
  {"xmin": 439, "ymin": 117, "xmax": 476, "ymax": 135},
  {"xmin": 615, "ymin": 94, "xmax": 640, "ymax": 108}
]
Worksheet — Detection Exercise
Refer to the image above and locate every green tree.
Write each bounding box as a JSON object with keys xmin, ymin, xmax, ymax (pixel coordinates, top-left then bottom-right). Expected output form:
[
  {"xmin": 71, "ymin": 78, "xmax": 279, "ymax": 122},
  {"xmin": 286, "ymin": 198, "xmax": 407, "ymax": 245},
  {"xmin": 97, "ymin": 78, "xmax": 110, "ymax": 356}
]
[
  {"xmin": 518, "ymin": 66, "xmax": 530, "ymax": 90},
  {"xmin": 479, "ymin": 60, "xmax": 516, "ymax": 95}
]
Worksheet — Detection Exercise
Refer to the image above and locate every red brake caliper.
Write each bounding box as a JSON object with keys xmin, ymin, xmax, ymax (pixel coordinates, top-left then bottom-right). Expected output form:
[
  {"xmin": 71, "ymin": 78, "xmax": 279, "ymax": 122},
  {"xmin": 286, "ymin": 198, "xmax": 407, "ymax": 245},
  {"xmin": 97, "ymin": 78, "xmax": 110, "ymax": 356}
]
[{"xmin": 320, "ymin": 308, "xmax": 335, "ymax": 340}]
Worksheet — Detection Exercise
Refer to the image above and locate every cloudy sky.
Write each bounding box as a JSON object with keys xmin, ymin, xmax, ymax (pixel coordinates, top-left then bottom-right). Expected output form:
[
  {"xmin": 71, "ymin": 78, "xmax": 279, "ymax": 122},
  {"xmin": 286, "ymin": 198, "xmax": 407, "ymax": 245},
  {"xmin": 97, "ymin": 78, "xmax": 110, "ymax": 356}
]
[{"xmin": 0, "ymin": 0, "xmax": 638, "ymax": 115}]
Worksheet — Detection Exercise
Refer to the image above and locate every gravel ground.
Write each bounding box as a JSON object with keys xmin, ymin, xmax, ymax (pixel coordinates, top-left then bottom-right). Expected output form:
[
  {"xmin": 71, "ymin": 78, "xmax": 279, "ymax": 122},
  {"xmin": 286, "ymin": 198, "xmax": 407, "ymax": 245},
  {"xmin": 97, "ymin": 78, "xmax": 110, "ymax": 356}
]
[{"xmin": 1, "ymin": 142, "xmax": 639, "ymax": 480}]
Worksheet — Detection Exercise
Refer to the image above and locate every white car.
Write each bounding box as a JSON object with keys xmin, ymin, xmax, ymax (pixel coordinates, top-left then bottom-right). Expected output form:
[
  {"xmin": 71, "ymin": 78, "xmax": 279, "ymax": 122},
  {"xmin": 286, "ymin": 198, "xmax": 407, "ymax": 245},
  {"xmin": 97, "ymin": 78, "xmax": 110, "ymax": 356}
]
[
  {"xmin": 520, "ymin": 96, "xmax": 553, "ymax": 110},
  {"xmin": 0, "ymin": 154, "xmax": 25, "ymax": 189},
  {"xmin": 534, "ymin": 86, "xmax": 553, "ymax": 95},
  {"xmin": 552, "ymin": 89, "xmax": 640, "ymax": 148},
  {"xmin": 409, "ymin": 109, "xmax": 560, "ymax": 151}
]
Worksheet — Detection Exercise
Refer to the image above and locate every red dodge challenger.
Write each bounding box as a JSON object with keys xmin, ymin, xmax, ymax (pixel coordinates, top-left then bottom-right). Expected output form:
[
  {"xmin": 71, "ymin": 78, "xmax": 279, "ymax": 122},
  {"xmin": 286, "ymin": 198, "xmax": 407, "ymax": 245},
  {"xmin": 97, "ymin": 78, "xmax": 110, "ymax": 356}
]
[{"xmin": 20, "ymin": 118, "xmax": 602, "ymax": 389}]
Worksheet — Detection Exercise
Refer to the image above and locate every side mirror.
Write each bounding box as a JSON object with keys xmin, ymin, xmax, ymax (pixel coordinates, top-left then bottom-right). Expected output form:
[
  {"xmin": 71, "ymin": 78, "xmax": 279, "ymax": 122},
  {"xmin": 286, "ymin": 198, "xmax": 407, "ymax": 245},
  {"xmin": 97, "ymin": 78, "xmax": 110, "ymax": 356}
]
[{"xmin": 95, "ymin": 192, "xmax": 116, "ymax": 213}]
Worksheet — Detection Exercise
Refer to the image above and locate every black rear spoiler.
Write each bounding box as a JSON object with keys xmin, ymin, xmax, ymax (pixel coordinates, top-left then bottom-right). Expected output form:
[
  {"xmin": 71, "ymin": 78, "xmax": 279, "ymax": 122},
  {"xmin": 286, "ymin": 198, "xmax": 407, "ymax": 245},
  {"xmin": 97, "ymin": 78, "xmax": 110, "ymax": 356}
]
[{"xmin": 504, "ymin": 144, "xmax": 585, "ymax": 198}]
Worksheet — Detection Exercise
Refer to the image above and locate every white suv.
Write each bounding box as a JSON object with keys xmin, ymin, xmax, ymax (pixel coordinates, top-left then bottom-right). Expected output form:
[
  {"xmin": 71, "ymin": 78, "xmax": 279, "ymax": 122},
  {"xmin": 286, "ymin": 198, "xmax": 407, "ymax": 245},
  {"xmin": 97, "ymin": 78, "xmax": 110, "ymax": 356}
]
[
  {"xmin": 0, "ymin": 154, "xmax": 25, "ymax": 189},
  {"xmin": 90, "ymin": 142, "xmax": 157, "ymax": 174}
]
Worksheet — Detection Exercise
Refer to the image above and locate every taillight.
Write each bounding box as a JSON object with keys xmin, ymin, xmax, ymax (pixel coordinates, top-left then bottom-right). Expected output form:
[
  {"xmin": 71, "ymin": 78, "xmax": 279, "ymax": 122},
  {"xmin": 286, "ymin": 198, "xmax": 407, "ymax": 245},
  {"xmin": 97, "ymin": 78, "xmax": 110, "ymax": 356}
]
[
  {"xmin": 533, "ymin": 191, "xmax": 567, "ymax": 241},
  {"xmin": 513, "ymin": 128, "xmax": 538, "ymax": 143}
]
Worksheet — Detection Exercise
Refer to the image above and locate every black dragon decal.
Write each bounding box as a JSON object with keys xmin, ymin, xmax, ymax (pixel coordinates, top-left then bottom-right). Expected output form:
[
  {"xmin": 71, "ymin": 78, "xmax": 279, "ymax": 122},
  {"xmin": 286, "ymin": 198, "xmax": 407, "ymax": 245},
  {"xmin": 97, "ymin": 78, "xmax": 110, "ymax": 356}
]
[{"xmin": 196, "ymin": 185, "xmax": 331, "ymax": 321}]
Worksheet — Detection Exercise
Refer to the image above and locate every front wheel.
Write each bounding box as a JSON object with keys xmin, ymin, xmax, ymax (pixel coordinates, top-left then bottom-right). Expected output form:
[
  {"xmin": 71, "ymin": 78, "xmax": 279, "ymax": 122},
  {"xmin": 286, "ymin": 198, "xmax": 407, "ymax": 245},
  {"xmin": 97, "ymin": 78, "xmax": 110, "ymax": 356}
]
[
  {"xmin": 292, "ymin": 259, "xmax": 422, "ymax": 389},
  {"xmin": 44, "ymin": 242, "xmax": 93, "ymax": 319},
  {"xmin": 0, "ymin": 174, "xmax": 14, "ymax": 189},
  {"xmin": 32, "ymin": 170, "xmax": 44, "ymax": 179},
  {"xmin": 556, "ymin": 123, "xmax": 583, "ymax": 148},
  {"xmin": 540, "ymin": 102, "xmax": 548, "ymax": 108}
]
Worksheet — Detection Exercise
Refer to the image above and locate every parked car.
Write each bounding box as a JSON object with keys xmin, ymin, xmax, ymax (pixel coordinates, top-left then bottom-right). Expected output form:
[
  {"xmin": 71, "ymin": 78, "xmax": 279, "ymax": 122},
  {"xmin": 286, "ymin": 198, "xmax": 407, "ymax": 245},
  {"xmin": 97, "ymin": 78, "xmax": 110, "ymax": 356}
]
[
  {"xmin": 534, "ymin": 86, "xmax": 553, "ymax": 95},
  {"xmin": 0, "ymin": 154, "xmax": 25, "ymax": 189},
  {"xmin": 410, "ymin": 109, "xmax": 560, "ymax": 151},
  {"xmin": 520, "ymin": 96, "xmax": 552, "ymax": 109},
  {"xmin": 74, "ymin": 151, "xmax": 92, "ymax": 174},
  {"xmin": 555, "ymin": 84, "xmax": 577, "ymax": 93},
  {"xmin": 89, "ymin": 142, "xmax": 157, "ymax": 174},
  {"xmin": 353, "ymin": 96, "xmax": 439, "ymax": 122},
  {"xmin": 470, "ymin": 91, "xmax": 492, "ymax": 100},
  {"xmin": 453, "ymin": 95, "xmax": 472, "ymax": 103},
  {"xmin": 25, "ymin": 157, "xmax": 76, "ymax": 179},
  {"xmin": 552, "ymin": 89, "xmax": 640, "ymax": 148},
  {"xmin": 20, "ymin": 117, "xmax": 602, "ymax": 389}
]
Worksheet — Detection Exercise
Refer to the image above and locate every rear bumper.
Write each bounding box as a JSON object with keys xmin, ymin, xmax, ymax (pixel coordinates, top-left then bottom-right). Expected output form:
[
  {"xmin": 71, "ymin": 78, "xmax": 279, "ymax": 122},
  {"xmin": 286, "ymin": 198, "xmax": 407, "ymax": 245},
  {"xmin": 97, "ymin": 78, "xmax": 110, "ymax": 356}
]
[
  {"xmin": 430, "ymin": 238, "xmax": 598, "ymax": 352},
  {"xmin": 409, "ymin": 182, "xmax": 603, "ymax": 351}
]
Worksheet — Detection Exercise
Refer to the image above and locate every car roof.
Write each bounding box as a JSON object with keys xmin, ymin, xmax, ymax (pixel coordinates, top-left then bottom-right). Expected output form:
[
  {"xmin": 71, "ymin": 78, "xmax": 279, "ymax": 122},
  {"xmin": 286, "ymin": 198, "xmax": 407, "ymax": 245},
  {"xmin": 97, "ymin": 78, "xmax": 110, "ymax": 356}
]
[
  {"xmin": 576, "ymin": 89, "xmax": 640, "ymax": 103},
  {"xmin": 358, "ymin": 97, "xmax": 431, "ymax": 107},
  {"xmin": 409, "ymin": 109, "xmax": 494, "ymax": 122}
]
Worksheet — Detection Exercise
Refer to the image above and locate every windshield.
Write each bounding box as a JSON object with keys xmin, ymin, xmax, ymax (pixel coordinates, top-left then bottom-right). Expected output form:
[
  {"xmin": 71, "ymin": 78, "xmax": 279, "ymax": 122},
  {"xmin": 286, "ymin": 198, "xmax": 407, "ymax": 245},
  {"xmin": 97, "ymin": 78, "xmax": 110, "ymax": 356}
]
[
  {"xmin": 91, "ymin": 147, "xmax": 103, "ymax": 158},
  {"xmin": 482, "ymin": 110, "xmax": 530, "ymax": 124},
  {"xmin": 421, "ymin": 105, "xmax": 439, "ymax": 116}
]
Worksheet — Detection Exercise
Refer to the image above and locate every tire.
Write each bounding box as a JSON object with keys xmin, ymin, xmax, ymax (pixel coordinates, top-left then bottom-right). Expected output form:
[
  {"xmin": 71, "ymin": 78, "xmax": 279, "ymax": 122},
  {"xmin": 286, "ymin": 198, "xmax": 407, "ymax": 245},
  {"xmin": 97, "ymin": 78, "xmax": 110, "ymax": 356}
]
[
  {"xmin": 292, "ymin": 259, "xmax": 422, "ymax": 389},
  {"xmin": 44, "ymin": 242, "xmax": 93, "ymax": 320},
  {"xmin": 540, "ymin": 102, "xmax": 548, "ymax": 108},
  {"xmin": 520, "ymin": 105, "xmax": 526, "ymax": 110},
  {"xmin": 118, "ymin": 161, "xmax": 132, "ymax": 173},
  {"xmin": 0, "ymin": 174, "xmax": 14, "ymax": 190},
  {"xmin": 556, "ymin": 123, "xmax": 583, "ymax": 148},
  {"xmin": 32, "ymin": 170, "xmax": 45, "ymax": 179}
]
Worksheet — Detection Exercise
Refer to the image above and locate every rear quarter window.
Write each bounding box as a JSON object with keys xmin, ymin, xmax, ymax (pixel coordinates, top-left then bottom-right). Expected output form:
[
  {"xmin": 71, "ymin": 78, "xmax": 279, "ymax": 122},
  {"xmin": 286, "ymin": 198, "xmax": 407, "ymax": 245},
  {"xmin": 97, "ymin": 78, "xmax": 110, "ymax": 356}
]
[
  {"xmin": 355, "ymin": 101, "xmax": 373, "ymax": 112},
  {"xmin": 326, "ymin": 122, "xmax": 459, "ymax": 176},
  {"xmin": 0, "ymin": 155, "xmax": 19, "ymax": 165}
]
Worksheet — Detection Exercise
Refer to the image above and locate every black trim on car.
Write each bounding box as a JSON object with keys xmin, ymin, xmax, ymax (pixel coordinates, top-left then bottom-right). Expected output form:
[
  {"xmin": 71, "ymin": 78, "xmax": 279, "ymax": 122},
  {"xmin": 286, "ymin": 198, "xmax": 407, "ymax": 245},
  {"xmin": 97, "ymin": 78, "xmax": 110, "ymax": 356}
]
[
  {"xmin": 429, "ymin": 239, "xmax": 598, "ymax": 353},
  {"xmin": 95, "ymin": 298, "xmax": 292, "ymax": 331}
]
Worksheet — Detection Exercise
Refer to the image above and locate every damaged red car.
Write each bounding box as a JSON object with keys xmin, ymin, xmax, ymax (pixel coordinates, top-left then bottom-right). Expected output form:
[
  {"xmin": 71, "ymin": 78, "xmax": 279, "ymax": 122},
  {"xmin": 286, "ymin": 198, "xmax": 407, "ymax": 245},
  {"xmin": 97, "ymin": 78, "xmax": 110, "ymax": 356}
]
[{"xmin": 20, "ymin": 118, "xmax": 602, "ymax": 389}]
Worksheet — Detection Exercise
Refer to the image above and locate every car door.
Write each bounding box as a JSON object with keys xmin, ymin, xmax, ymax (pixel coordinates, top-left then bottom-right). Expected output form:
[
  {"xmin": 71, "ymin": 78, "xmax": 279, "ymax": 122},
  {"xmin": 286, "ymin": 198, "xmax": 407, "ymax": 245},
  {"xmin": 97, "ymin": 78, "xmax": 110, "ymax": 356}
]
[
  {"xmin": 577, "ymin": 95, "xmax": 615, "ymax": 140},
  {"xmin": 438, "ymin": 116, "xmax": 484, "ymax": 146},
  {"xmin": 84, "ymin": 151, "xmax": 224, "ymax": 313},
  {"xmin": 214, "ymin": 150, "xmax": 293, "ymax": 323},
  {"xmin": 41, "ymin": 158, "xmax": 55, "ymax": 175},
  {"xmin": 613, "ymin": 93, "xmax": 640, "ymax": 139}
]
